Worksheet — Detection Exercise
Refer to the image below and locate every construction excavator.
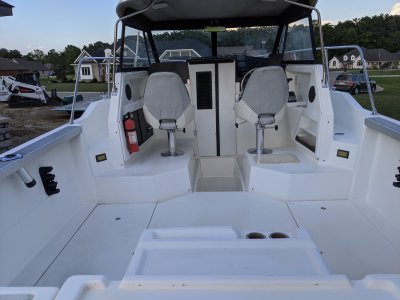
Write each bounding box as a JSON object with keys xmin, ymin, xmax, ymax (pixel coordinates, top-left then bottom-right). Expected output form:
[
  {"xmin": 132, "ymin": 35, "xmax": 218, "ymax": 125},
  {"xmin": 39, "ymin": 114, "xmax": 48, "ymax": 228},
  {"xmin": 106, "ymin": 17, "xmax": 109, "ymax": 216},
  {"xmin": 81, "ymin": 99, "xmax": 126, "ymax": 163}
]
[{"xmin": 0, "ymin": 72, "xmax": 50, "ymax": 107}]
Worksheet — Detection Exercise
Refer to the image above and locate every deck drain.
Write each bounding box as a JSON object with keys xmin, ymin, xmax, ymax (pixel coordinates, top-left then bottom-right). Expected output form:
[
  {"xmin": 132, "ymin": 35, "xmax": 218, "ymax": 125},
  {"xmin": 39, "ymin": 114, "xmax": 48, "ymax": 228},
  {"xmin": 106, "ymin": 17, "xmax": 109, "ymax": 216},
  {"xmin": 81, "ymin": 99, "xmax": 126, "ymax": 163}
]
[
  {"xmin": 269, "ymin": 232, "xmax": 289, "ymax": 239},
  {"xmin": 0, "ymin": 153, "xmax": 23, "ymax": 162},
  {"xmin": 246, "ymin": 232, "xmax": 266, "ymax": 239}
]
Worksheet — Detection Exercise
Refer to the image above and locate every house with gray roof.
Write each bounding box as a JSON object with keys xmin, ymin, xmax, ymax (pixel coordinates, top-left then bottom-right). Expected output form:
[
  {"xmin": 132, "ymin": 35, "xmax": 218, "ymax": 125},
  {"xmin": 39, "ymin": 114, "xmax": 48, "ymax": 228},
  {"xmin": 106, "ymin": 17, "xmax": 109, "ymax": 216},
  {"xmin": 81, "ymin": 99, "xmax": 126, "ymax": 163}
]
[
  {"xmin": 0, "ymin": 57, "xmax": 30, "ymax": 76},
  {"xmin": 72, "ymin": 48, "xmax": 114, "ymax": 82},
  {"xmin": 0, "ymin": 0, "xmax": 13, "ymax": 17},
  {"xmin": 155, "ymin": 39, "xmax": 211, "ymax": 61},
  {"xmin": 13, "ymin": 58, "xmax": 49, "ymax": 76},
  {"xmin": 329, "ymin": 47, "xmax": 400, "ymax": 70}
]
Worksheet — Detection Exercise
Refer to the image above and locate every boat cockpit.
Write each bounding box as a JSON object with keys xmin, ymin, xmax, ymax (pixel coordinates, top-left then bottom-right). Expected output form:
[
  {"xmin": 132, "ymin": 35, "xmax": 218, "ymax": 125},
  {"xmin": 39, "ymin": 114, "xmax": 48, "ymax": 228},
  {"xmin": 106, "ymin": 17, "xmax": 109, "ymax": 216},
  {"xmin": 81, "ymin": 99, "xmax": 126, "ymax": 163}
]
[{"xmin": 1, "ymin": 0, "xmax": 400, "ymax": 299}]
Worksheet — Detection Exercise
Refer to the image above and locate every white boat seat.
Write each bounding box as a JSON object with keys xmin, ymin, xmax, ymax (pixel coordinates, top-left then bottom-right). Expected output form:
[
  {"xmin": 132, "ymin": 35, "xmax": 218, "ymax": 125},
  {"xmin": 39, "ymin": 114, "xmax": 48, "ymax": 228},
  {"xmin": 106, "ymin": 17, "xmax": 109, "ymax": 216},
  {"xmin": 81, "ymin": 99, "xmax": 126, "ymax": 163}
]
[
  {"xmin": 143, "ymin": 72, "xmax": 195, "ymax": 156},
  {"xmin": 234, "ymin": 66, "xmax": 288, "ymax": 155}
]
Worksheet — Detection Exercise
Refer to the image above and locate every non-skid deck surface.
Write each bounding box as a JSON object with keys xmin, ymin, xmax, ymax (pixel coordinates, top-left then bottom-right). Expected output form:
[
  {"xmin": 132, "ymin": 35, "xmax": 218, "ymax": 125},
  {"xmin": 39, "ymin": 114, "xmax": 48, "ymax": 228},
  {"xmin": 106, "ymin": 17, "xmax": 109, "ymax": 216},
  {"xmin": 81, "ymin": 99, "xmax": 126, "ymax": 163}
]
[
  {"xmin": 149, "ymin": 192, "xmax": 297, "ymax": 233},
  {"xmin": 36, "ymin": 203, "xmax": 155, "ymax": 287},
  {"xmin": 35, "ymin": 194, "xmax": 400, "ymax": 287},
  {"xmin": 289, "ymin": 200, "xmax": 400, "ymax": 279},
  {"xmin": 35, "ymin": 193, "xmax": 296, "ymax": 287}
]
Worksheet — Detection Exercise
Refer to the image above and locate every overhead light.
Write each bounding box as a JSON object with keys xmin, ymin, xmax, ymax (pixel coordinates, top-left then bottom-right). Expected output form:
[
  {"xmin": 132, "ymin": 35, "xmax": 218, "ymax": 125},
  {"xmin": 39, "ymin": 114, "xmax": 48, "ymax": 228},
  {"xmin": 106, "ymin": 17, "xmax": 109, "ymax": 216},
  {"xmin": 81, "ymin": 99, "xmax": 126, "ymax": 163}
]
[{"xmin": 152, "ymin": 1, "xmax": 168, "ymax": 9}]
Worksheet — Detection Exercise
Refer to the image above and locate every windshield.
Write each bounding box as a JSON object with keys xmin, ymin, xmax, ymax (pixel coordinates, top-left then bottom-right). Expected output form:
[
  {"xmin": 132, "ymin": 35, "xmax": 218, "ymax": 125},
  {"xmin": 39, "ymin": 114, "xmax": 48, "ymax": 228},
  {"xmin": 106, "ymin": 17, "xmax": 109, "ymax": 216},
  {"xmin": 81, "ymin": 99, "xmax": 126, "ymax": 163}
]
[
  {"xmin": 282, "ymin": 18, "xmax": 314, "ymax": 62},
  {"xmin": 120, "ymin": 23, "xmax": 315, "ymax": 67},
  {"xmin": 153, "ymin": 30, "xmax": 211, "ymax": 61},
  {"xmin": 217, "ymin": 26, "xmax": 278, "ymax": 58},
  {"xmin": 121, "ymin": 27, "xmax": 154, "ymax": 68}
]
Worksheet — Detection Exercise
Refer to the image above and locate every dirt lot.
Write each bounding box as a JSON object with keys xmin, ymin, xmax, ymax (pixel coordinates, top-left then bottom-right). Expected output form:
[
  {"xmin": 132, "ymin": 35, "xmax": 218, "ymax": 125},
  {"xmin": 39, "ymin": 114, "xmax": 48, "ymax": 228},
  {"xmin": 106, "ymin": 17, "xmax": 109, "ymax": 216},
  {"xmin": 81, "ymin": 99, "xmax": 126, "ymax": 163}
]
[{"xmin": 0, "ymin": 103, "xmax": 70, "ymax": 154}]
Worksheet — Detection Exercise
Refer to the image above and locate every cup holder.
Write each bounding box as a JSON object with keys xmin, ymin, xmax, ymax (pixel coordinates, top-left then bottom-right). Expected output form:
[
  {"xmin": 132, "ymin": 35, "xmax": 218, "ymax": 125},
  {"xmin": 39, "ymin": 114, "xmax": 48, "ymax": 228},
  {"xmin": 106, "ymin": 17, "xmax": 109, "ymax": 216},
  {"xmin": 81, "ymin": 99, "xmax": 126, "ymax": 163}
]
[
  {"xmin": 246, "ymin": 232, "xmax": 266, "ymax": 239},
  {"xmin": 269, "ymin": 232, "xmax": 289, "ymax": 239}
]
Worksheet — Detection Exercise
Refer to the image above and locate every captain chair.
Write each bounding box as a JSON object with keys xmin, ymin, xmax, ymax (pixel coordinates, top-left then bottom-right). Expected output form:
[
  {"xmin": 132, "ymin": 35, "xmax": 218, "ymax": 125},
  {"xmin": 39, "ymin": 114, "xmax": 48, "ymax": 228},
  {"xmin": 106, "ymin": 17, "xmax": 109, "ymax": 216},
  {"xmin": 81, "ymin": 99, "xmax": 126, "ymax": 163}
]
[
  {"xmin": 143, "ymin": 72, "xmax": 195, "ymax": 156},
  {"xmin": 234, "ymin": 66, "xmax": 288, "ymax": 155}
]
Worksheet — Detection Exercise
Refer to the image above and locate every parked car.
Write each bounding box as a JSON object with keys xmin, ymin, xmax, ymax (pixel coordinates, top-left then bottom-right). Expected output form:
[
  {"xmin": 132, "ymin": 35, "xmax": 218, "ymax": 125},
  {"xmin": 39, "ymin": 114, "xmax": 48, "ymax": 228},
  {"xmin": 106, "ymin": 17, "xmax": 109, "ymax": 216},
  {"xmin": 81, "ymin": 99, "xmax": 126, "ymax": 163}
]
[{"xmin": 333, "ymin": 73, "xmax": 376, "ymax": 95}]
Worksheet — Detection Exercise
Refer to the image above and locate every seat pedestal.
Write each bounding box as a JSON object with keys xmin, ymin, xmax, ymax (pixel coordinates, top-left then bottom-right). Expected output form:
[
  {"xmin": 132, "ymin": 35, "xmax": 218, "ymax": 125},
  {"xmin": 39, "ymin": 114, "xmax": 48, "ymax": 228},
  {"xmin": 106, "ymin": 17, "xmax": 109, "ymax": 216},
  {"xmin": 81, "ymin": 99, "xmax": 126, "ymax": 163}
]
[
  {"xmin": 161, "ymin": 129, "xmax": 184, "ymax": 157},
  {"xmin": 248, "ymin": 123, "xmax": 272, "ymax": 155}
]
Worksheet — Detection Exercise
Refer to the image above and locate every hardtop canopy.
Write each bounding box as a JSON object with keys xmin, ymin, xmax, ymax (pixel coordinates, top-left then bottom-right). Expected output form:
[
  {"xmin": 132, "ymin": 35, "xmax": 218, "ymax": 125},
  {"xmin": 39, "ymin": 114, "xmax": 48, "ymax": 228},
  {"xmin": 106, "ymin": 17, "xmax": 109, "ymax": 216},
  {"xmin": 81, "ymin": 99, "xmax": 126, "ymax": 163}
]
[{"xmin": 116, "ymin": 0, "xmax": 318, "ymax": 31}]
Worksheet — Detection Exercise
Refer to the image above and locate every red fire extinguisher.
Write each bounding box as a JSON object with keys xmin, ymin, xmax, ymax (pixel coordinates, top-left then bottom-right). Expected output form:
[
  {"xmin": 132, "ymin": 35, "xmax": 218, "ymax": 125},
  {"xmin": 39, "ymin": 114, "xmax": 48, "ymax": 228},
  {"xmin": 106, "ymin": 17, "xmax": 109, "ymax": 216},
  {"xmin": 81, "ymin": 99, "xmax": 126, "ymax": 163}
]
[{"xmin": 123, "ymin": 114, "xmax": 139, "ymax": 153}]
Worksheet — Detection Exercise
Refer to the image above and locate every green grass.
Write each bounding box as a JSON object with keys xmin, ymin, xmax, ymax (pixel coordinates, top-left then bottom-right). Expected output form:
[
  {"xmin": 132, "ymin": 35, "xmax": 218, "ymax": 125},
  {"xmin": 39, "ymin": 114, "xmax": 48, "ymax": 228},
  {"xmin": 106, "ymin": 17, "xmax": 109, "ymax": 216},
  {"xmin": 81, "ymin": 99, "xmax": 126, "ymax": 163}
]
[
  {"xmin": 367, "ymin": 69, "xmax": 400, "ymax": 76},
  {"xmin": 354, "ymin": 77, "xmax": 400, "ymax": 121},
  {"xmin": 40, "ymin": 78, "xmax": 108, "ymax": 93}
]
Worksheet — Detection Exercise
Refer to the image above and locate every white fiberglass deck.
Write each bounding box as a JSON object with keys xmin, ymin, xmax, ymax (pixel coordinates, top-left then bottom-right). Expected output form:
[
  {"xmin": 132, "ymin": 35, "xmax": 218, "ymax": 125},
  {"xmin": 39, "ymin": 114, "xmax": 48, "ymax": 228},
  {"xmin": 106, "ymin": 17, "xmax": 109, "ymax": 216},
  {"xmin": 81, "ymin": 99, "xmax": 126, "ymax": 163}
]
[{"xmin": 35, "ymin": 192, "xmax": 400, "ymax": 288}]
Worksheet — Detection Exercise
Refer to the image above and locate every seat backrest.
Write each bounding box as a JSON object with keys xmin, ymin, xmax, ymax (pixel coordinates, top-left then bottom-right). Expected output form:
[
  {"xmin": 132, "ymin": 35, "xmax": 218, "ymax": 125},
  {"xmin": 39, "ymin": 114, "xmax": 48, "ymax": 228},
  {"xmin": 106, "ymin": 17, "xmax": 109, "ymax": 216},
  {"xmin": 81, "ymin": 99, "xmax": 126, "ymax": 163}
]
[
  {"xmin": 241, "ymin": 66, "xmax": 288, "ymax": 116},
  {"xmin": 143, "ymin": 72, "xmax": 191, "ymax": 121}
]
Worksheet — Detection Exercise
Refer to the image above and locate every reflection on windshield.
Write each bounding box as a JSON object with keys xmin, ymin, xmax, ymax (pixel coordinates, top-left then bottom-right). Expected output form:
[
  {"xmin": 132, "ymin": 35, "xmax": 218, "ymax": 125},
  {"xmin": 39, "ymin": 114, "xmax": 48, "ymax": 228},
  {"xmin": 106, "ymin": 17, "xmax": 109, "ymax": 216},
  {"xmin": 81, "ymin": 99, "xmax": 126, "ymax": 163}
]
[
  {"xmin": 121, "ymin": 22, "xmax": 314, "ymax": 68},
  {"xmin": 217, "ymin": 27, "xmax": 278, "ymax": 57},
  {"xmin": 283, "ymin": 20, "xmax": 314, "ymax": 61}
]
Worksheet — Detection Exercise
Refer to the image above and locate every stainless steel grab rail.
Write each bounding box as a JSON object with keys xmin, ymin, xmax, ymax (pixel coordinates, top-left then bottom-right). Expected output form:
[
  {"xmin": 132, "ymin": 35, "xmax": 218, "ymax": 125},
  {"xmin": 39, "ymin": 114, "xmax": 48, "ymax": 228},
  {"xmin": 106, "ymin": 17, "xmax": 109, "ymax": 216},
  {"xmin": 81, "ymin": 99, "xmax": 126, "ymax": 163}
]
[
  {"xmin": 284, "ymin": 0, "xmax": 329, "ymax": 88},
  {"xmin": 323, "ymin": 45, "xmax": 378, "ymax": 115},
  {"xmin": 112, "ymin": 0, "xmax": 157, "ymax": 94},
  {"xmin": 69, "ymin": 56, "xmax": 113, "ymax": 124}
]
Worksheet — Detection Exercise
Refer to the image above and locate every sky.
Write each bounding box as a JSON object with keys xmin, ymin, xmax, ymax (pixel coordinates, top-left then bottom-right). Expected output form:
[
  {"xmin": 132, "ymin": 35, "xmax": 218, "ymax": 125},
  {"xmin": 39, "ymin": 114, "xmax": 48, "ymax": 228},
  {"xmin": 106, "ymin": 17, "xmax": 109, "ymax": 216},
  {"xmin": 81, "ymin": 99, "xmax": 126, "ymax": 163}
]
[{"xmin": 0, "ymin": 0, "xmax": 399, "ymax": 55}]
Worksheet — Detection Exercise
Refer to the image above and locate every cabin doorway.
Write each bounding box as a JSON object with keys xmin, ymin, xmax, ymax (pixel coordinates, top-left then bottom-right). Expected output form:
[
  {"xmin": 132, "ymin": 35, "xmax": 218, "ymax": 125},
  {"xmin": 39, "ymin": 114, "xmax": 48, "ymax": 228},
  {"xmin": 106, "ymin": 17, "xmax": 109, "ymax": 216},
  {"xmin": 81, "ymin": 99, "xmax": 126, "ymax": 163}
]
[{"xmin": 188, "ymin": 59, "xmax": 237, "ymax": 157}]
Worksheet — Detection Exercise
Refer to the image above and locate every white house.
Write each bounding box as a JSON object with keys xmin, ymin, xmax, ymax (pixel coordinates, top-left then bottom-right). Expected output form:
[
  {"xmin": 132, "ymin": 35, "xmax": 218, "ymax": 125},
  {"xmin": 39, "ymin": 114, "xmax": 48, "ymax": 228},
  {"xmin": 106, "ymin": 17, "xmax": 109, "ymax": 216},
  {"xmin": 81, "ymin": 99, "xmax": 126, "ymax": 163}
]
[
  {"xmin": 329, "ymin": 48, "xmax": 400, "ymax": 70},
  {"xmin": 72, "ymin": 50, "xmax": 105, "ymax": 82}
]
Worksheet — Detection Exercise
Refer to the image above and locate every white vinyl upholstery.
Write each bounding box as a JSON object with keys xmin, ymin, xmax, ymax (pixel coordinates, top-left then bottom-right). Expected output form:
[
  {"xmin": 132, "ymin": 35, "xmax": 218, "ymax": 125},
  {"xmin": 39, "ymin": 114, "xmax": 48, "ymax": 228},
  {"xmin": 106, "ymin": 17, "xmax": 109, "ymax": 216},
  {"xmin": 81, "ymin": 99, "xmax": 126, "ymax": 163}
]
[
  {"xmin": 234, "ymin": 66, "xmax": 289, "ymax": 155},
  {"xmin": 143, "ymin": 72, "xmax": 194, "ymax": 129},
  {"xmin": 234, "ymin": 66, "xmax": 288, "ymax": 124},
  {"xmin": 143, "ymin": 71, "xmax": 194, "ymax": 156}
]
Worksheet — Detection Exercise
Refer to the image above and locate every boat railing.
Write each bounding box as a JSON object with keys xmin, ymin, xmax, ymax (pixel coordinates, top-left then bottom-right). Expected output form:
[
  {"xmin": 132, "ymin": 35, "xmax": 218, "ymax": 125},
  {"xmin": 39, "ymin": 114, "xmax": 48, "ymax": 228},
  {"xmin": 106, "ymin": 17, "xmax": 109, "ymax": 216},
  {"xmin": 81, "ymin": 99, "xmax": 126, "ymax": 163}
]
[
  {"xmin": 323, "ymin": 45, "xmax": 378, "ymax": 115},
  {"xmin": 70, "ymin": 56, "xmax": 113, "ymax": 124},
  {"xmin": 112, "ymin": 0, "xmax": 157, "ymax": 94},
  {"xmin": 285, "ymin": 45, "xmax": 378, "ymax": 115},
  {"xmin": 284, "ymin": 0, "xmax": 329, "ymax": 88}
]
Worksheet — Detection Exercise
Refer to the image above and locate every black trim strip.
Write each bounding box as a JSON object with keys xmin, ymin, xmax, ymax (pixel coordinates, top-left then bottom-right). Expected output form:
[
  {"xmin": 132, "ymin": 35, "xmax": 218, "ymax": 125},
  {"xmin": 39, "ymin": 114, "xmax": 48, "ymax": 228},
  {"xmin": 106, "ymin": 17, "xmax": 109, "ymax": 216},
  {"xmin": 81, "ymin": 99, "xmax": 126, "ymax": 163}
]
[
  {"xmin": 188, "ymin": 57, "xmax": 235, "ymax": 64},
  {"xmin": 215, "ymin": 62, "xmax": 220, "ymax": 156},
  {"xmin": 147, "ymin": 31, "xmax": 160, "ymax": 63},
  {"xmin": 211, "ymin": 32, "xmax": 218, "ymax": 57}
]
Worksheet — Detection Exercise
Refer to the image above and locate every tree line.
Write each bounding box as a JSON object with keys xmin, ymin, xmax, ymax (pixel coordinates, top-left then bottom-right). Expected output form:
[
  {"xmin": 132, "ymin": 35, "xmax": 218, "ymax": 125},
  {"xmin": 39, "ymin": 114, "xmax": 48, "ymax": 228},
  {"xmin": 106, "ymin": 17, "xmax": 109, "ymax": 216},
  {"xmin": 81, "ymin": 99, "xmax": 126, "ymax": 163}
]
[
  {"xmin": 1, "ymin": 14, "xmax": 399, "ymax": 80},
  {"xmin": 320, "ymin": 14, "xmax": 400, "ymax": 53}
]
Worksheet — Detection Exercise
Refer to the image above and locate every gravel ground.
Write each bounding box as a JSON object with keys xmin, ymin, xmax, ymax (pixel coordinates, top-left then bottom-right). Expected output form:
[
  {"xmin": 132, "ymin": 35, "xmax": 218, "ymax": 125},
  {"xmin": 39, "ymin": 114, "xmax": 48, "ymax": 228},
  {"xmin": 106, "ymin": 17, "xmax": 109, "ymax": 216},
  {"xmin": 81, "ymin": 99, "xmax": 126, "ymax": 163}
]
[{"xmin": 0, "ymin": 103, "xmax": 70, "ymax": 154}]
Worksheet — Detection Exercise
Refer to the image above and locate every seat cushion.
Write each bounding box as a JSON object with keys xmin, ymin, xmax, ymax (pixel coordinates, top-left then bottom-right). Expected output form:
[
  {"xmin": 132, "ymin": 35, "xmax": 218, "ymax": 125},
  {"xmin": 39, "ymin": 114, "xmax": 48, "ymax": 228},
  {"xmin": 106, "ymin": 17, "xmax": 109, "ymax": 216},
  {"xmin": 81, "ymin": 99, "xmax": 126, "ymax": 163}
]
[
  {"xmin": 240, "ymin": 66, "xmax": 288, "ymax": 116},
  {"xmin": 144, "ymin": 72, "xmax": 192, "ymax": 122}
]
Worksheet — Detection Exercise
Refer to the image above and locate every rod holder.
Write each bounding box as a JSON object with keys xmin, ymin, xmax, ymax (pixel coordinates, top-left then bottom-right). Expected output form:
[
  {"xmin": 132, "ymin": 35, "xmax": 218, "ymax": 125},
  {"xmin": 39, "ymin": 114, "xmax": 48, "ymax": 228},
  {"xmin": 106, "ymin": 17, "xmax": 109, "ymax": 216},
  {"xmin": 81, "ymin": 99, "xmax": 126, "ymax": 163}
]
[{"xmin": 16, "ymin": 167, "xmax": 36, "ymax": 188}]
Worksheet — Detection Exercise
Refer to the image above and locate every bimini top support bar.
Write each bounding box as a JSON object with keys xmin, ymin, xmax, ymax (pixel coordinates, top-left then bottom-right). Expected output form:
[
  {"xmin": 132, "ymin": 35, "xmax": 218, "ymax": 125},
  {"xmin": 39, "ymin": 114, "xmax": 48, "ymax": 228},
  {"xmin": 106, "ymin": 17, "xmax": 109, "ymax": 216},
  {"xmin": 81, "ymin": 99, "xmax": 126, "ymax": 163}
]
[
  {"xmin": 70, "ymin": 56, "xmax": 113, "ymax": 124},
  {"xmin": 324, "ymin": 45, "xmax": 378, "ymax": 115},
  {"xmin": 284, "ymin": 0, "xmax": 328, "ymax": 88},
  {"xmin": 112, "ymin": 0, "xmax": 157, "ymax": 94}
]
